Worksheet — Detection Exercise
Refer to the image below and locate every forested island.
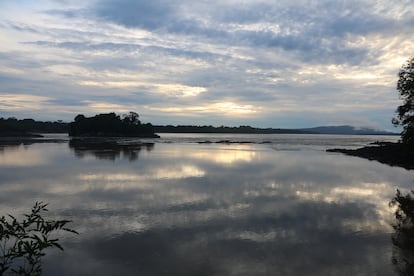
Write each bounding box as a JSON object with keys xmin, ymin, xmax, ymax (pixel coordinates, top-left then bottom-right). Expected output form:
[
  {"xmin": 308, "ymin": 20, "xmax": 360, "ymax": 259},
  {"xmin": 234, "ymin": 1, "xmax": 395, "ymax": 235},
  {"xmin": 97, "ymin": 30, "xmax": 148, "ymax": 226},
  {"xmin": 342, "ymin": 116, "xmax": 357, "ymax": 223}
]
[{"xmin": 68, "ymin": 112, "xmax": 159, "ymax": 138}]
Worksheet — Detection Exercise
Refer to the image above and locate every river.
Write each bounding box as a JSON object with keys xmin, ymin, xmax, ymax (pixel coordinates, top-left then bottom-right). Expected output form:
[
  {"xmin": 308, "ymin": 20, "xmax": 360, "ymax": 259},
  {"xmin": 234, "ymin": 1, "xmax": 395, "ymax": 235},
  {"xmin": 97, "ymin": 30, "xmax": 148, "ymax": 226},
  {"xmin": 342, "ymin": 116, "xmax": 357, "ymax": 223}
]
[{"xmin": 0, "ymin": 133, "xmax": 411, "ymax": 275}]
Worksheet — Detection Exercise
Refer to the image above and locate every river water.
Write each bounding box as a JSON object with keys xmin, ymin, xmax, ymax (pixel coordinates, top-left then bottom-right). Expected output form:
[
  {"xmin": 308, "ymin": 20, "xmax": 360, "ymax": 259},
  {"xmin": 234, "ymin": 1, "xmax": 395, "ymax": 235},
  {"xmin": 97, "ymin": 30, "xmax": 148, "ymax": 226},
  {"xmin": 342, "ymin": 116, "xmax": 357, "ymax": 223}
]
[{"xmin": 0, "ymin": 133, "xmax": 412, "ymax": 275}]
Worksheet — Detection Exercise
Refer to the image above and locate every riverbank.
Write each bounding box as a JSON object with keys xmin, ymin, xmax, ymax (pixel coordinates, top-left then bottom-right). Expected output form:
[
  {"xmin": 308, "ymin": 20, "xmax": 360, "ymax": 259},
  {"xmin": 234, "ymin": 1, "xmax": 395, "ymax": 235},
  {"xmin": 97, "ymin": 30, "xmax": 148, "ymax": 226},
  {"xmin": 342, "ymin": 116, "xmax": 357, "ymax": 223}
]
[{"xmin": 327, "ymin": 142, "xmax": 414, "ymax": 170}]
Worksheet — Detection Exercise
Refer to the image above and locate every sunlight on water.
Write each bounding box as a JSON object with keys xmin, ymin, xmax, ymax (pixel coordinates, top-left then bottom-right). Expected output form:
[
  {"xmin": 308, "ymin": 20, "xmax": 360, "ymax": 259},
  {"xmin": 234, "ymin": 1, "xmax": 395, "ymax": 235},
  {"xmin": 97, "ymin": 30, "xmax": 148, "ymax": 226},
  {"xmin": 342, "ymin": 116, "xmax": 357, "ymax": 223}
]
[{"xmin": 189, "ymin": 145, "xmax": 257, "ymax": 164}]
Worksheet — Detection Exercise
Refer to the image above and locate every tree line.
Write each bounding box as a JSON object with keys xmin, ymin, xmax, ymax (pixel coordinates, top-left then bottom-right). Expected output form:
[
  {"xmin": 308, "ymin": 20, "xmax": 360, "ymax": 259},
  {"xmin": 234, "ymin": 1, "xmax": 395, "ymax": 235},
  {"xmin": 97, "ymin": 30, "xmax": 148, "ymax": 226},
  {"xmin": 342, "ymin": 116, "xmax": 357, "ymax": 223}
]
[{"xmin": 0, "ymin": 117, "xmax": 67, "ymax": 136}]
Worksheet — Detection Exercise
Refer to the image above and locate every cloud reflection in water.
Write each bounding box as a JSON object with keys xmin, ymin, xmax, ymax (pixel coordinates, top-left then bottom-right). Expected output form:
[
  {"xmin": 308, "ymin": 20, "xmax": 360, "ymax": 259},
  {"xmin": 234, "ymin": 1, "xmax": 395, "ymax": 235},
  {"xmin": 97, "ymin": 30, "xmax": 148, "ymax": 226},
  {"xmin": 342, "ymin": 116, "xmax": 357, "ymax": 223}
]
[
  {"xmin": 0, "ymin": 141, "xmax": 412, "ymax": 275},
  {"xmin": 190, "ymin": 144, "xmax": 257, "ymax": 165}
]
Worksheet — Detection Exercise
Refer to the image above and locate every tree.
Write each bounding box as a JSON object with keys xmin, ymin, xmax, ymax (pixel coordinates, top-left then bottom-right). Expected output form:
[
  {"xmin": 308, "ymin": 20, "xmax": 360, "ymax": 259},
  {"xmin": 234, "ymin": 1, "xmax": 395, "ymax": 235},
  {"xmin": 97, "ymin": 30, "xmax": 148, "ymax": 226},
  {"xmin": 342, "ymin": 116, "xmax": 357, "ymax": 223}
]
[
  {"xmin": 393, "ymin": 57, "xmax": 414, "ymax": 146},
  {"xmin": 122, "ymin": 112, "xmax": 140, "ymax": 125},
  {"xmin": 74, "ymin": 114, "xmax": 86, "ymax": 123}
]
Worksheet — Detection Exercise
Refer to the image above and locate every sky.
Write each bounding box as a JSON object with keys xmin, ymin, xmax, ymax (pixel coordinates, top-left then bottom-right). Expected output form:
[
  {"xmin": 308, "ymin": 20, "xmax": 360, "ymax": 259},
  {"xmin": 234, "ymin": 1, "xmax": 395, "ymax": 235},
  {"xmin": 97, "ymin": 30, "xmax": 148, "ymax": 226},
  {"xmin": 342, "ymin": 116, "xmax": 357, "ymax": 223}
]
[{"xmin": 0, "ymin": 0, "xmax": 413, "ymax": 129}]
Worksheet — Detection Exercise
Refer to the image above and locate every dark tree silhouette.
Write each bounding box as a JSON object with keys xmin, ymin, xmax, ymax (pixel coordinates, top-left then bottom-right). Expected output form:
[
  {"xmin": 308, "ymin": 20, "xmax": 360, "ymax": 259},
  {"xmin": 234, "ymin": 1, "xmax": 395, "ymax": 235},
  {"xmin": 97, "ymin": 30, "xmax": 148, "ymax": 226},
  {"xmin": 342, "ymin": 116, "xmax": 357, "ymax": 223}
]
[
  {"xmin": 0, "ymin": 202, "xmax": 78, "ymax": 275},
  {"xmin": 393, "ymin": 57, "xmax": 414, "ymax": 146},
  {"xmin": 74, "ymin": 114, "xmax": 86, "ymax": 123},
  {"xmin": 122, "ymin": 111, "xmax": 140, "ymax": 126},
  {"xmin": 68, "ymin": 112, "xmax": 159, "ymax": 138},
  {"xmin": 0, "ymin": 117, "xmax": 68, "ymax": 136},
  {"xmin": 390, "ymin": 189, "xmax": 414, "ymax": 275}
]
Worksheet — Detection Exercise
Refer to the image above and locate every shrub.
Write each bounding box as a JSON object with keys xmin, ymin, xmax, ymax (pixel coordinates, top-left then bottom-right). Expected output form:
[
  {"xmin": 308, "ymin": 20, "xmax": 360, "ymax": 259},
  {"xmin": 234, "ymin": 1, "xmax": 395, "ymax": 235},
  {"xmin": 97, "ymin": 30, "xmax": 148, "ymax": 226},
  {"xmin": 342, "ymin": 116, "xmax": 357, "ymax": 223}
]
[{"xmin": 0, "ymin": 202, "xmax": 78, "ymax": 275}]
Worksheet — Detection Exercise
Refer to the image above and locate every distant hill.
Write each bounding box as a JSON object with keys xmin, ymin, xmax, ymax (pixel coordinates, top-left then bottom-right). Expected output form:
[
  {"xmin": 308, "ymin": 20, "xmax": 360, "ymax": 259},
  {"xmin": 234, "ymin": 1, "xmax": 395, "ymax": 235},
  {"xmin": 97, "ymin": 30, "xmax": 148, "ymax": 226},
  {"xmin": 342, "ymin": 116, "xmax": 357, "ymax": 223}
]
[
  {"xmin": 154, "ymin": 124, "xmax": 398, "ymax": 135},
  {"xmin": 299, "ymin": 125, "xmax": 398, "ymax": 135},
  {"xmin": 153, "ymin": 125, "xmax": 311, "ymax": 134}
]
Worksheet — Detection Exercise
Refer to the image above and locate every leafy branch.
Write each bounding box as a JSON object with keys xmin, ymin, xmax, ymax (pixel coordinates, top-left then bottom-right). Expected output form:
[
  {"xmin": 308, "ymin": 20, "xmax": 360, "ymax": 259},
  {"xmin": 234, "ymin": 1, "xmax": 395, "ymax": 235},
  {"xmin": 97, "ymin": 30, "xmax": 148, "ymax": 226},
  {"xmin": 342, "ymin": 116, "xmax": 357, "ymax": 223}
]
[{"xmin": 0, "ymin": 202, "xmax": 78, "ymax": 275}]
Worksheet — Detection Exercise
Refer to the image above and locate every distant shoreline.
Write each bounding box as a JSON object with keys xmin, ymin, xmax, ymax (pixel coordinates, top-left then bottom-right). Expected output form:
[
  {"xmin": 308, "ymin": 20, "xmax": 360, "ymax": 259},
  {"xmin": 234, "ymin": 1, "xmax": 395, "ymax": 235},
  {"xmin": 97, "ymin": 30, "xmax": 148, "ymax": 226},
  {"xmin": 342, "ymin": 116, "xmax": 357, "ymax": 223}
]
[
  {"xmin": 153, "ymin": 125, "xmax": 398, "ymax": 136},
  {"xmin": 1, "ymin": 117, "xmax": 399, "ymax": 136}
]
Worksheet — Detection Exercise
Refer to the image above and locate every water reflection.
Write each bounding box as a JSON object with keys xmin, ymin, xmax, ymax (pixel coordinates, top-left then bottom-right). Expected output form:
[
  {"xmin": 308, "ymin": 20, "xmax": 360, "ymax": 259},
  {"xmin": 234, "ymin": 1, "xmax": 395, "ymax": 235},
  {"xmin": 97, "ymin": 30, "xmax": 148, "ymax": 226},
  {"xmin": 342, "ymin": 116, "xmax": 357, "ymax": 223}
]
[
  {"xmin": 69, "ymin": 138, "xmax": 154, "ymax": 161},
  {"xmin": 46, "ymin": 198, "xmax": 390, "ymax": 275},
  {"xmin": 390, "ymin": 190, "xmax": 414, "ymax": 275},
  {"xmin": 190, "ymin": 144, "xmax": 257, "ymax": 164},
  {"xmin": 0, "ymin": 140, "xmax": 413, "ymax": 275},
  {"xmin": 0, "ymin": 143, "xmax": 50, "ymax": 167}
]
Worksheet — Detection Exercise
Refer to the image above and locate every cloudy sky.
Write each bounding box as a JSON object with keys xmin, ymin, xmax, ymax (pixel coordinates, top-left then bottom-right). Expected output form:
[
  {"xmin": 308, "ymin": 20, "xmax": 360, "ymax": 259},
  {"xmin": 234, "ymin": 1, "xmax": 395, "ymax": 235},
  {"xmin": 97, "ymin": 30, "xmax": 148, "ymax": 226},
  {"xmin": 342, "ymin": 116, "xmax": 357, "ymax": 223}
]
[{"xmin": 0, "ymin": 0, "xmax": 413, "ymax": 129}]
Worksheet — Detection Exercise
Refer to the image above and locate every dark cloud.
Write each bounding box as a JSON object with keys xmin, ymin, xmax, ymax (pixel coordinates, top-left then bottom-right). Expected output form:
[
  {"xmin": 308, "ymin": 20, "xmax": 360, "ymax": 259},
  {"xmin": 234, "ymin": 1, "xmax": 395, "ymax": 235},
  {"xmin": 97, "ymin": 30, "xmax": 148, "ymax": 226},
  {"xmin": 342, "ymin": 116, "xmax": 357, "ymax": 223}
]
[
  {"xmin": 93, "ymin": 0, "xmax": 231, "ymax": 41},
  {"xmin": 240, "ymin": 31, "xmax": 368, "ymax": 65},
  {"xmin": 95, "ymin": 0, "xmax": 176, "ymax": 30},
  {"xmin": 211, "ymin": 2, "xmax": 274, "ymax": 24}
]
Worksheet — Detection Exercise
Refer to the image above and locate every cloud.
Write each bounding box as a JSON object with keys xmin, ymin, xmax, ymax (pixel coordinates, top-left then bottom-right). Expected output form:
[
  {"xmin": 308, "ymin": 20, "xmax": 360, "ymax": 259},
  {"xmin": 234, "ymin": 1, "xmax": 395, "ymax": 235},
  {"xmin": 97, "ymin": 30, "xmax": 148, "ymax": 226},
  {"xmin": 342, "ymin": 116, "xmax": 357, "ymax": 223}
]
[
  {"xmin": 95, "ymin": 0, "xmax": 175, "ymax": 30},
  {"xmin": 91, "ymin": 0, "xmax": 414, "ymax": 66},
  {"xmin": 0, "ymin": 94, "xmax": 51, "ymax": 111},
  {"xmin": 0, "ymin": 0, "xmax": 413, "ymax": 127},
  {"xmin": 147, "ymin": 101, "xmax": 259, "ymax": 118}
]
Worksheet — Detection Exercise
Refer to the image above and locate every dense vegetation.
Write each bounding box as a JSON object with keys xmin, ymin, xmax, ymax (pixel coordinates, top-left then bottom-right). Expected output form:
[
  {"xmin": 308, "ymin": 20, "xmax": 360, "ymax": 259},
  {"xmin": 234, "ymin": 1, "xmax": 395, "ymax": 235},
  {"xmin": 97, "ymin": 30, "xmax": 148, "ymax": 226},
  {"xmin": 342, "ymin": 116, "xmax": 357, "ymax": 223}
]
[
  {"xmin": 393, "ymin": 57, "xmax": 414, "ymax": 146},
  {"xmin": 68, "ymin": 112, "xmax": 159, "ymax": 138},
  {"xmin": 0, "ymin": 117, "xmax": 67, "ymax": 136}
]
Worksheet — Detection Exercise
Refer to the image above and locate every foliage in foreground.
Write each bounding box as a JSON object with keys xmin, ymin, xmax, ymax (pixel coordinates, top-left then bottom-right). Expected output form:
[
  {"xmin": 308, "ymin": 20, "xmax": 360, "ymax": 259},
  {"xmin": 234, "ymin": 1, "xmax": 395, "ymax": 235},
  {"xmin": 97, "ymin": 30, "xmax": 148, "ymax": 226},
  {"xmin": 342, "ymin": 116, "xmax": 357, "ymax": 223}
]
[
  {"xmin": 390, "ymin": 190, "xmax": 414, "ymax": 275},
  {"xmin": 0, "ymin": 202, "xmax": 78, "ymax": 275}
]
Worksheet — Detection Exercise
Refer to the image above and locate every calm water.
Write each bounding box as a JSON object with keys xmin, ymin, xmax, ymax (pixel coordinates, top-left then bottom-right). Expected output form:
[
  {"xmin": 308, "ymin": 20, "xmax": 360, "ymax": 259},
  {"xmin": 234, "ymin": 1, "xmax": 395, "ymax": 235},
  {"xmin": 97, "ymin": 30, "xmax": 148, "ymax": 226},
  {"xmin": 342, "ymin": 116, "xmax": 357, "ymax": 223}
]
[{"xmin": 0, "ymin": 133, "xmax": 412, "ymax": 275}]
